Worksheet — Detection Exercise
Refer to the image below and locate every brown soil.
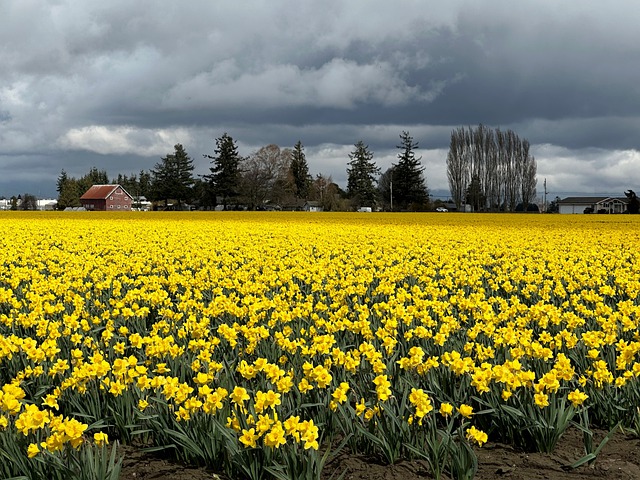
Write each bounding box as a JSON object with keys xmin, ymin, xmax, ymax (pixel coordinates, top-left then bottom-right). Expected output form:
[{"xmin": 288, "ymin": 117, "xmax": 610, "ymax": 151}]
[{"xmin": 118, "ymin": 428, "xmax": 640, "ymax": 480}]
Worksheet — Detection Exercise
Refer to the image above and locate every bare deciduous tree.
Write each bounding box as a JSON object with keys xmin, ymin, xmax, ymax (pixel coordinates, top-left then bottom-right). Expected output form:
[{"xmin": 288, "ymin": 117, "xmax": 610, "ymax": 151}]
[
  {"xmin": 240, "ymin": 144, "xmax": 292, "ymax": 209},
  {"xmin": 447, "ymin": 125, "xmax": 536, "ymax": 212}
]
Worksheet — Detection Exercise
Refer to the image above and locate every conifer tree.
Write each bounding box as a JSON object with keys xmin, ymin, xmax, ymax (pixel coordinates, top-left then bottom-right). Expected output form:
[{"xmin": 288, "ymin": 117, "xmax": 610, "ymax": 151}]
[
  {"xmin": 346, "ymin": 141, "xmax": 380, "ymax": 209},
  {"xmin": 393, "ymin": 131, "xmax": 429, "ymax": 210},
  {"xmin": 204, "ymin": 133, "xmax": 242, "ymax": 210},
  {"xmin": 289, "ymin": 141, "xmax": 312, "ymax": 200},
  {"xmin": 151, "ymin": 144, "xmax": 194, "ymax": 208}
]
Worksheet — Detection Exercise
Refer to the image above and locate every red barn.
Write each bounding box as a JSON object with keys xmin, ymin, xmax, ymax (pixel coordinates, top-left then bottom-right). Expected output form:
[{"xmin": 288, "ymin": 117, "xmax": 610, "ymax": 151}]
[{"xmin": 80, "ymin": 185, "xmax": 133, "ymax": 211}]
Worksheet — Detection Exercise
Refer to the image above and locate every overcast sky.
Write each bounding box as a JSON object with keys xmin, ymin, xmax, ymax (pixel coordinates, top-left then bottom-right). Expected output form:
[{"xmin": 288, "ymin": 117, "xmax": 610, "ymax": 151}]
[{"xmin": 2, "ymin": 0, "xmax": 640, "ymax": 200}]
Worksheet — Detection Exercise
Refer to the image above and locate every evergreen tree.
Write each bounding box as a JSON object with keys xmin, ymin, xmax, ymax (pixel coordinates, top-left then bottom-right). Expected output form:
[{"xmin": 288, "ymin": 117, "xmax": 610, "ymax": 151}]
[
  {"xmin": 346, "ymin": 141, "xmax": 380, "ymax": 209},
  {"xmin": 86, "ymin": 166, "xmax": 109, "ymax": 184},
  {"xmin": 393, "ymin": 131, "xmax": 429, "ymax": 210},
  {"xmin": 113, "ymin": 173, "xmax": 139, "ymax": 199},
  {"xmin": 546, "ymin": 196, "xmax": 561, "ymax": 214},
  {"xmin": 465, "ymin": 174, "xmax": 485, "ymax": 212},
  {"xmin": 192, "ymin": 178, "xmax": 216, "ymax": 209},
  {"xmin": 289, "ymin": 141, "xmax": 312, "ymax": 200},
  {"xmin": 56, "ymin": 170, "xmax": 81, "ymax": 210},
  {"xmin": 138, "ymin": 170, "xmax": 152, "ymax": 199},
  {"xmin": 150, "ymin": 158, "xmax": 172, "ymax": 207},
  {"xmin": 56, "ymin": 170, "xmax": 68, "ymax": 195},
  {"xmin": 626, "ymin": 190, "xmax": 640, "ymax": 214},
  {"xmin": 58, "ymin": 182, "xmax": 81, "ymax": 210},
  {"xmin": 151, "ymin": 144, "xmax": 195, "ymax": 208},
  {"xmin": 78, "ymin": 167, "xmax": 109, "ymax": 196},
  {"xmin": 56, "ymin": 169, "xmax": 75, "ymax": 210},
  {"xmin": 171, "ymin": 144, "xmax": 195, "ymax": 207},
  {"xmin": 204, "ymin": 133, "xmax": 242, "ymax": 210}
]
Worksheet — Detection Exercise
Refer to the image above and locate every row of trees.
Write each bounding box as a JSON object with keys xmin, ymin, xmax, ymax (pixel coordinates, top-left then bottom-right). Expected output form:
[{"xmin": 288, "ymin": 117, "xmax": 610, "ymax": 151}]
[
  {"xmin": 151, "ymin": 135, "xmax": 322, "ymax": 211},
  {"xmin": 56, "ymin": 131, "xmax": 431, "ymax": 211},
  {"xmin": 55, "ymin": 135, "xmax": 334, "ymax": 211},
  {"xmin": 54, "ymin": 127, "xmax": 542, "ymax": 212},
  {"xmin": 446, "ymin": 125, "xmax": 537, "ymax": 212},
  {"xmin": 346, "ymin": 131, "xmax": 429, "ymax": 210},
  {"xmin": 56, "ymin": 167, "xmax": 153, "ymax": 210},
  {"xmin": 1, "ymin": 194, "xmax": 38, "ymax": 210},
  {"xmin": 160, "ymin": 131, "xmax": 430, "ymax": 211}
]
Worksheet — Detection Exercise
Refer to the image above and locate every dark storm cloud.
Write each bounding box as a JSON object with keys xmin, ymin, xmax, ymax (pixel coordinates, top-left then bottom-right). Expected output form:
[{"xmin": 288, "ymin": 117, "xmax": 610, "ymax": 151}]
[{"xmin": 1, "ymin": 1, "xmax": 640, "ymax": 198}]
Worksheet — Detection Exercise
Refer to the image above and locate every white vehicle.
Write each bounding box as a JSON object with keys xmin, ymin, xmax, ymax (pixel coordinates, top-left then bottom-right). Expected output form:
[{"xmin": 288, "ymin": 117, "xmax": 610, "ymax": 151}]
[{"xmin": 436, "ymin": 207, "xmax": 448, "ymax": 212}]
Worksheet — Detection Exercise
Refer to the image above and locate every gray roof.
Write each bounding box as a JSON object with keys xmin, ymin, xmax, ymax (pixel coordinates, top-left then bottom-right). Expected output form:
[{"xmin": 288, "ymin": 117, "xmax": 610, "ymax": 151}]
[{"xmin": 559, "ymin": 196, "xmax": 628, "ymax": 204}]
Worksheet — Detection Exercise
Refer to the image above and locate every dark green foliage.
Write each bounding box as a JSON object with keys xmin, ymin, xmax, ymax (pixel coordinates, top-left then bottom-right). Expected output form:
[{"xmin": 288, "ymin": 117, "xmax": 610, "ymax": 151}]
[
  {"xmin": 290, "ymin": 141, "xmax": 312, "ymax": 200},
  {"xmin": 150, "ymin": 144, "xmax": 195, "ymax": 208},
  {"xmin": 465, "ymin": 174, "xmax": 485, "ymax": 213},
  {"xmin": 110, "ymin": 170, "xmax": 153, "ymax": 207},
  {"xmin": 78, "ymin": 167, "xmax": 109, "ymax": 195},
  {"xmin": 204, "ymin": 133, "xmax": 243, "ymax": 210},
  {"xmin": 625, "ymin": 190, "xmax": 639, "ymax": 214},
  {"xmin": 546, "ymin": 196, "xmax": 561, "ymax": 213},
  {"xmin": 56, "ymin": 167, "xmax": 109, "ymax": 210},
  {"xmin": 56, "ymin": 169, "xmax": 82, "ymax": 209},
  {"xmin": 346, "ymin": 141, "xmax": 380, "ymax": 209},
  {"xmin": 393, "ymin": 131, "xmax": 429, "ymax": 211}
]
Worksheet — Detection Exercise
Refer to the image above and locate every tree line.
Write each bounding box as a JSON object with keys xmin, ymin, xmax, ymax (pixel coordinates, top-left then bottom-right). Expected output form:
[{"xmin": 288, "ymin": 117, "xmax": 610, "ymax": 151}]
[
  {"xmin": 54, "ymin": 131, "xmax": 431, "ymax": 211},
  {"xmin": 1, "ymin": 194, "xmax": 38, "ymax": 211},
  {"xmin": 51, "ymin": 127, "xmax": 546, "ymax": 212},
  {"xmin": 346, "ymin": 131, "xmax": 430, "ymax": 211},
  {"xmin": 56, "ymin": 167, "xmax": 153, "ymax": 210},
  {"xmin": 54, "ymin": 135, "xmax": 335, "ymax": 211}
]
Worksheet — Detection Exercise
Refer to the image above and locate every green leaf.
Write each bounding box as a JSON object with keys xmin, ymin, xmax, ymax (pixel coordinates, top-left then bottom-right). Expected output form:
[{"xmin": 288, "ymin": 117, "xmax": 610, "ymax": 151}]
[
  {"xmin": 500, "ymin": 404, "xmax": 527, "ymax": 418},
  {"xmin": 593, "ymin": 422, "xmax": 621, "ymax": 457},
  {"xmin": 566, "ymin": 452, "xmax": 596, "ymax": 469},
  {"xmin": 142, "ymin": 444, "xmax": 177, "ymax": 454}
]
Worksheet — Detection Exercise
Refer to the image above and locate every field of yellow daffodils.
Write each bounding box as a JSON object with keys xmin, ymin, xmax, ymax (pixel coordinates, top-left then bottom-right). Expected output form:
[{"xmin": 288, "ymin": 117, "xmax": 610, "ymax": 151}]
[{"xmin": 1, "ymin": 212, "xmax": 639, "ymax": 480}]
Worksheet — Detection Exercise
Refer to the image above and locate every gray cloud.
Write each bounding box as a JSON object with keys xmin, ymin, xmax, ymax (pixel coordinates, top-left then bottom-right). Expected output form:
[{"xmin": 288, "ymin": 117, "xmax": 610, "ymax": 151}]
[{"xmin": 1, "ymin": 0, "xmax": 640, "ymax": 198}]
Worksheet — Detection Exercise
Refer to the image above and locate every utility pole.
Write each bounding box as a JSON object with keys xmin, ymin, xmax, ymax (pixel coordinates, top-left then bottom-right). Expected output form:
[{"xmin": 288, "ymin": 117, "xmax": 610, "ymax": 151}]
[
  {"xmin": 390, "ymin": 180, "xmax": 393, "ymax": 211},
  {"xmin": 543, "ymin": 178, "xmax": 548, "ymax": 213}
]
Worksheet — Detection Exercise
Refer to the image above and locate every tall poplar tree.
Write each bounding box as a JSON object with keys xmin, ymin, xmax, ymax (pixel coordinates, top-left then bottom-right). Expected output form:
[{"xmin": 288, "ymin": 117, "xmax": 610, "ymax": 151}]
[{"xmin": 446, "ymin": 125, "xmax": 537, "ymax": 212}]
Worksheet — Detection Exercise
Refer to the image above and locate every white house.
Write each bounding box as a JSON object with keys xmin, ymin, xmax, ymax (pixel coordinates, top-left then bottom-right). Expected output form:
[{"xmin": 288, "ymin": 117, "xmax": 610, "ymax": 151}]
[
  {"xmin": 37, "ymin": 199, "xmax": 57, "ymax": 210},
  {"xmin": 303, "ymin": 201, "xmax": 323, "ymax": 212},
  {"xmin": 0, "ymin": 197, "xmax": 57, "ymax": 210},
  {"xmin": 558, "ymin": 196, "xmax": 628, "ymax": 214}
]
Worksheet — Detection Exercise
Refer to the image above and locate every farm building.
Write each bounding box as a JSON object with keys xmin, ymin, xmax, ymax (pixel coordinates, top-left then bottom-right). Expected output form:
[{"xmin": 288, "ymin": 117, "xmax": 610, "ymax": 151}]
[
  {"xmin": 80, "ymin": 185, "xmax": 133, "ymax": 211},
  {"xmin": 303, "ymin": 201, "xmax": 323, "ymax": 212},
  {"xmin": 558, "ymin": 196, "xmax": 628, "ymax": 214}
]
